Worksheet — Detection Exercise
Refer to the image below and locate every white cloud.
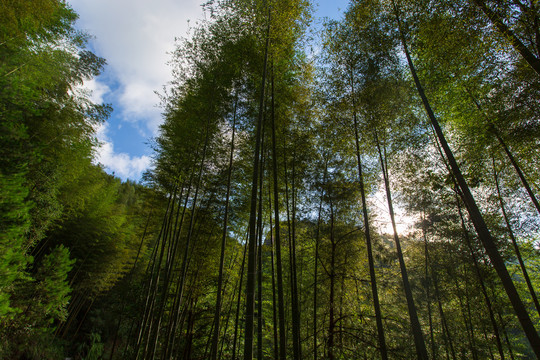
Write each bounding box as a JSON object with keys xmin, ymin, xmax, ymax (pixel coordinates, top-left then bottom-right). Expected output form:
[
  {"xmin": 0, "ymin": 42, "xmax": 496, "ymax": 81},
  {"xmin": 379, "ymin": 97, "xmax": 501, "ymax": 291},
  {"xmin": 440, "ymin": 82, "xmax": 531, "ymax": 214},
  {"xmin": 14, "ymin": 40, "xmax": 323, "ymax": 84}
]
[
  {"xmin": 94, "ymin": 123, "xmax": 153, "ymax": 181},
  {"xmin": 68, "ymin": 0, "xmax": 205, "ymax": 180},
  {"xmin": 118, "ymin": 80, "xmax": 159, "ymax": 125},
  {"xmin": 68, "ymin": 0, "xmax": 205, "ymax": 136},
  {"xmin": 84, "ymin": 78, "xmax": 111, "ymax": 104}
]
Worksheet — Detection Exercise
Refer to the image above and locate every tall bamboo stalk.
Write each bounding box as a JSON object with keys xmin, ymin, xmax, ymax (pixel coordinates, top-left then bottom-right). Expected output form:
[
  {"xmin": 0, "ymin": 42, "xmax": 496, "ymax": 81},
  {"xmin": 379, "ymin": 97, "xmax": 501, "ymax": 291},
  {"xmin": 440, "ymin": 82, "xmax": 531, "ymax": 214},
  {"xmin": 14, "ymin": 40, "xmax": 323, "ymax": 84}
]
[
  {"xmin": 243, "ymin": 9, "xmax": 270, "ymax": 358},
  {"xmin": 210, "ymin": 94, "xmax": 238, "ymax": 360},
  {"xmin": 393, "ymin": 2, "xmax": 540, "ymax": 354},
  {"xmin": 374, "ymin": 130, "xmax": 428, "ymax": 359}
]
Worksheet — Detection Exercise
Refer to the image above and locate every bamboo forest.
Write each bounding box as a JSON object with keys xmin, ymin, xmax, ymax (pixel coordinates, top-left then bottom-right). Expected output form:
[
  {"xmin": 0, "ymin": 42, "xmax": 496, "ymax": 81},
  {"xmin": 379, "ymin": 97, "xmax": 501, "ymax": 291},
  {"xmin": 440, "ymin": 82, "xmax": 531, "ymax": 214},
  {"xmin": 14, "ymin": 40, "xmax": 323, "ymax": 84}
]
[{"xmin": 2, "ymin": 0, "xmax": 540, "ymax": 358}]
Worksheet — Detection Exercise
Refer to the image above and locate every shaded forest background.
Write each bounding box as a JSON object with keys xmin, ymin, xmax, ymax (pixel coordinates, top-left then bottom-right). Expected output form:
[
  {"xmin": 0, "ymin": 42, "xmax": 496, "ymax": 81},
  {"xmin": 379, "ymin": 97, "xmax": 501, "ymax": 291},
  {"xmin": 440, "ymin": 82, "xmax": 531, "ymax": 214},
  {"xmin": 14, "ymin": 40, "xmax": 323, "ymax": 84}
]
[{"xmin": 1, "ymin": 0, "xmax": 540, "ymax": 359}]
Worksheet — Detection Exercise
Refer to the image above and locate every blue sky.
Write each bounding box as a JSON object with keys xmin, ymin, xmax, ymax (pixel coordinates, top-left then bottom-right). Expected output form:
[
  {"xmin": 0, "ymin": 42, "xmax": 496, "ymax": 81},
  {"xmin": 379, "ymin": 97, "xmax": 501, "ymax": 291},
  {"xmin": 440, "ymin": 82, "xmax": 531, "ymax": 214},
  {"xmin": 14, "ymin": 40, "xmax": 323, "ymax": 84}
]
[{"xmin": 68, "ymin": 0, "xmax": 349, "ymax": 182}]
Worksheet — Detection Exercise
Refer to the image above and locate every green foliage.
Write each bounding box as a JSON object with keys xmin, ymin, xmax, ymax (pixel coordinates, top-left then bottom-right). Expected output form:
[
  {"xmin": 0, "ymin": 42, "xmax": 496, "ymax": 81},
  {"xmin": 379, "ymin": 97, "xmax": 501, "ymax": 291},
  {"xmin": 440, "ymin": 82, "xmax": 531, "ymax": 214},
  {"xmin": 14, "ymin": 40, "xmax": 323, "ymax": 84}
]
[
  {"xmin": 79, "ymin": 333, "xmax": 105, "ymax": 360},
  {"xmin": 0, "ymin": 171, "xmax": 32, "ymax": 318},
  {"xmin": 33, "ymin": 245, "xmax": 75, "ymax": 322},
  {"xmin": 0, "ymin": 245, "xmax": 74, "ymax": 359}
]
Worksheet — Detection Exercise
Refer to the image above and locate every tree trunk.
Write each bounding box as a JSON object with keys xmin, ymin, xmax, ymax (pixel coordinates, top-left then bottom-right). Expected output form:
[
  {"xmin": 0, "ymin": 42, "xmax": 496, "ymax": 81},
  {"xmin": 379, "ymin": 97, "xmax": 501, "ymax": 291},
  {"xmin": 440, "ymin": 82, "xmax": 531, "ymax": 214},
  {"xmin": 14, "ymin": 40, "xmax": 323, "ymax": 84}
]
[
  {"xmin": 243, "ymin": 10, "xmax": 270, "ymax": 359},
  {"xmin": 165, "ymin": 121, "xmax": 211, "ymax": 359},
  {"xmin": 108, "ymin": 209, "xmax": 153, "ymax": 360},
  {"xmin": 163, "ymin": 174, "xmax": 196, "ymax": 360},
  {"xmin": 431, "ymin": 269, "xmax": 456, "ymax": 360},
  {"xmin": 451, "ymin": 266, "xmax": 479, "ymax": 360},
  {"xmin": 268, "ymin": 181, "xmax": 279, "ymax": 360},
  {"xmin": 270, "ymin": 60, "xmax": 287, "ymax": 360},
  {"xmin": 135, "ymin": 188, "xmax": 177, "ymax": 359},
  {"xmin": 256, "ymin": 132, "xmax": 266, "ymax": 360},
  {"xmin": 313, "ymin": 159, "xmax": 328, "ymax": 360},
  {"xmin": 497, "ymin": 310, "xmax": 516, "ymax": 360},
  {"xmin": 374, "ymin": 129, "xmax": 428, "ymax": 360},
  {"xmin": 210, "ymin": 95, "xmax": 238, "ymax": 360},
  {"xmin": 286, "ymin": 145, "xmax": 302, "ymax": 360},
  {"xmin": 393, "ymin": 3, "xmax": 540, "ymax": 355},
  {"xmin": 350, "ymin": 73, "xmax": 388, "ymax": 360},
  {"xmin": 456, "ymin": 197, "xmax": 505, "ymax": 360},
  {"xmin": 233, "ymin": 240, "xmax": 248, "ymax": 360},
  {"xmin": 182, "ymin": 299, "xmax": 196, "ymax": 360},
  {"xmin": 466, "ymin": 89, "xmax": 540, "ymax": 217},
  {"xmin": 422, "ymin": 226, "xmax": 437, "ymax": 360},
  {"xmin": 148, "ymin": 183, "xmax": 188, "ymax": 360},
  {"xmin": 327, "ymin": 201, "xmax": 336, "ymax": 360},
  {"xmin": 493, "ymin": 157, "xmax": 540, "ymax": 317},
  {"xmin": 218, "ymin": 266, "xmax": 239, "ymax": 359},
  {"xmin": 463, "ymin": 270, "xmax": 480, "ymax": 360},
  {"xmin": 471, "ymin": 0, "xmax": 540, "ymax": 76}
]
